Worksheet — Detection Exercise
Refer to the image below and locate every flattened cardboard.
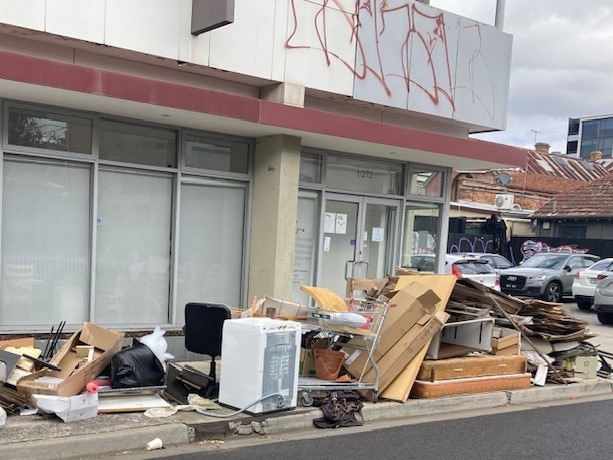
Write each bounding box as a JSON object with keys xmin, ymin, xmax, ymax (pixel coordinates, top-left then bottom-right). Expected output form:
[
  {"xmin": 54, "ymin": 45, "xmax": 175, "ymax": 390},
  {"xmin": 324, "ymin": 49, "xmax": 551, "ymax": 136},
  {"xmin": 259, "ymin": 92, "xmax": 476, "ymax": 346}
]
[
  {"xmin": 342, "ymin": 284, "xmax": 438, "ymax": 368},
  {"xmin": 17, "ymin": 322, "xmax": 124, "ymax": 397},
  {"xmin": 375, "ymin": 275, "xmax": 457, "ymax": 401},
  {"xmin": 0, "ymin": 337, "xmax": 35, "ymax": 348},
  {"xmin": 347, "ymin": 309, "xmax": 449, "ymax": 399}
]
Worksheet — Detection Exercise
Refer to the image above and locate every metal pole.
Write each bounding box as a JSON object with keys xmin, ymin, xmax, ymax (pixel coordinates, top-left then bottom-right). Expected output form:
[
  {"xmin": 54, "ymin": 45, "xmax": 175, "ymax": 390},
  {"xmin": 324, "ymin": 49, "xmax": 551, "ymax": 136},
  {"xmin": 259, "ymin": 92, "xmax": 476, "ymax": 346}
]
[{"xmin": 495, "ymin": 0, "xmax": 506, "ymax": 30}]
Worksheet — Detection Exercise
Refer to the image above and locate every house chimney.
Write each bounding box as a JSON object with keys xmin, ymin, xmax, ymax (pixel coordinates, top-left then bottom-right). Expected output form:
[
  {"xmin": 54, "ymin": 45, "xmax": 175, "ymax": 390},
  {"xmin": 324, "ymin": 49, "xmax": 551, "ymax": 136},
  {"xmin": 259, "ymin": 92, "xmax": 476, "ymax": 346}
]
[
  {"xmin": 590, "ymin": 150, "xmax": 603, "ymax": 162},
  {"xmin": 535, "ymin": 142, "xmax": 550, "ymax": 154}
]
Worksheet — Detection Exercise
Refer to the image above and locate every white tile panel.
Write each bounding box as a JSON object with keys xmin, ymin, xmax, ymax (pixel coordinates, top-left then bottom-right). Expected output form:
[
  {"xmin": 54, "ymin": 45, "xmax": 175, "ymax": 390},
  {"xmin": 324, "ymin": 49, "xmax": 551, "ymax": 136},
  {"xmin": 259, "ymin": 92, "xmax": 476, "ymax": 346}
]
[
  {"xmin": 451, "ymin": 17, "xmax": 512, "ymax": 129},
  {"xmin": 351, "ymin": 1, "xmax": 511, "ymax": 131},
  {"xmin": 208, "ymin": 0, "xmax": 277, "ymax": 80},
  {"xmin": 283, "ymin": 0, "xmax": 355, "ymax": 95},
  {"xmin": 104, "ymin": 0, "xmax": 182, "ymax": 60},
  {"xmin": 46, "ymin": 0, "xmax": 105, "ymax": 43},
  {"xmin": 0, "ymin": 0, "xmax": 45, "ymax": 30}
]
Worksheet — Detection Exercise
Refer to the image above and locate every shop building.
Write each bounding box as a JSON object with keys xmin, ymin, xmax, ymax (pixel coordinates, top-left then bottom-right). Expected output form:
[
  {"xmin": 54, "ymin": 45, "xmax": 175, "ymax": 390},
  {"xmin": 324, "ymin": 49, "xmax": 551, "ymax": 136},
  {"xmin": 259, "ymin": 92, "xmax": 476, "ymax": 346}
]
[{"xmin": 0, "ymin": 1, "xmax": 526, "ymax": 336}]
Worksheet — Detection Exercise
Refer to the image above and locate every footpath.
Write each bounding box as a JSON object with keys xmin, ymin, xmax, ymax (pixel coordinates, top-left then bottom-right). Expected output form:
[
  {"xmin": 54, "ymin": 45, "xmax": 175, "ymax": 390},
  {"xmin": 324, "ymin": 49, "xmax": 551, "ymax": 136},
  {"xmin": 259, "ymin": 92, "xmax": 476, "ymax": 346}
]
[{"xmin": 1, "ymin": 377, "xmax": 613, "ymax": 460}]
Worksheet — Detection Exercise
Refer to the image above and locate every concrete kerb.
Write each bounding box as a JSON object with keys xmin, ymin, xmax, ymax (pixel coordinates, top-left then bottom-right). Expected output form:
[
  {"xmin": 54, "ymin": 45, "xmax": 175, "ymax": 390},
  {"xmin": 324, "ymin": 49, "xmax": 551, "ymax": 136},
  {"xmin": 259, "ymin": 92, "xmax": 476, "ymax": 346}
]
[
  {"xmin": 0, "ymin": 423, "xmax": 193, "ymax": 460},
  {"xmin": 507, "ymin": 378, "xmax": 613, "ymax": 405},
  {"xmin": 251, "ymin": 379, "xmax": 613, "ymax": 436}
]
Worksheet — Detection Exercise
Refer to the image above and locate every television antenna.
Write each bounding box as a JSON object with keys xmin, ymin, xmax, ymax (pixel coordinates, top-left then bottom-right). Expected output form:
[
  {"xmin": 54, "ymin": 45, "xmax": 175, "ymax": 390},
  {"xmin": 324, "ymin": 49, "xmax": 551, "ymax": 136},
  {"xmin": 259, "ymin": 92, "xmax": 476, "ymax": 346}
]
[{"xmin": 530, "ymin": 129, "xmax": 555, "ymax": 144}]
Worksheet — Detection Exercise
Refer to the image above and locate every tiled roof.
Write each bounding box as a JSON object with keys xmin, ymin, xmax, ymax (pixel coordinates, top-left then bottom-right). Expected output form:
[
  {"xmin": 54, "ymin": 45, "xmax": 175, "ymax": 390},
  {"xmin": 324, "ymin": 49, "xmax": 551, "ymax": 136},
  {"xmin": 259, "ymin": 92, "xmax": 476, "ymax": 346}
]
[
  {"xmin": 525, "ymin": 150, "xmax": 609, "ymax": 180},
  {"xmin": 532, "ymin": 174, "xmax": 613, "ymax": 217}
]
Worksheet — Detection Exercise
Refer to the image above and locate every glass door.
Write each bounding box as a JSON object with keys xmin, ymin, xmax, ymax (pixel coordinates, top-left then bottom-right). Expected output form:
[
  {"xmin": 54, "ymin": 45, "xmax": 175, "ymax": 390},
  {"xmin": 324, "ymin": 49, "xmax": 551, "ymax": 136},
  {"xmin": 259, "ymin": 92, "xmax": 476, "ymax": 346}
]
[{"xmin": 319, "ymin": 194, "xmax": 400, "ymax": 297}]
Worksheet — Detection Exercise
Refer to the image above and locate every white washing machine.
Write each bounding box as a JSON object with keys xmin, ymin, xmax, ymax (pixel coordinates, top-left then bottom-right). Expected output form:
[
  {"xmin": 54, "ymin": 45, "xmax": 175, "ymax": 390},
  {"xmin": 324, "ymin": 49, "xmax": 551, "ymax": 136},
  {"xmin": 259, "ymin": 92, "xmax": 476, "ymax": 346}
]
[{"xmin": 218, "ymin": 317, "xmax": 301, "ymax": 414}]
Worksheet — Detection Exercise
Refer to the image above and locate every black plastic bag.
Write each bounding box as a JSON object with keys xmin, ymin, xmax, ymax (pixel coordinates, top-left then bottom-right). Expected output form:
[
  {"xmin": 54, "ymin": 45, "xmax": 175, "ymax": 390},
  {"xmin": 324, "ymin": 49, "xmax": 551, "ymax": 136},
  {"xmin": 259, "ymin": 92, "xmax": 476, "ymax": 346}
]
[
  {"xmin": 110, "ymin": 341, "xmax": 165, "ymax": 388},
  {"xmin": 313, "ymin": 390, "xmax": 364, "ymax": 428}
]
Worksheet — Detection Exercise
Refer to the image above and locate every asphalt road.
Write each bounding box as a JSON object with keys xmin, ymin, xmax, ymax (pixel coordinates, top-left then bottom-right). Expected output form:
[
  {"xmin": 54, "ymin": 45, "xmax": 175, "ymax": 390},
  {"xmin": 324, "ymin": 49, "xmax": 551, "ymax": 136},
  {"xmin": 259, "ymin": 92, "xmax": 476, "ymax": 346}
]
[
  {"xmin": 560, "ymin": 299, "xmax": 613, "ymax": 353},
  {"xmin": 123, "ymin": 395, "xmax": 613, "ymax": 460},
  {"xmin": 109, "ymin": 297, "xmax": 613, "ymax": 460}
]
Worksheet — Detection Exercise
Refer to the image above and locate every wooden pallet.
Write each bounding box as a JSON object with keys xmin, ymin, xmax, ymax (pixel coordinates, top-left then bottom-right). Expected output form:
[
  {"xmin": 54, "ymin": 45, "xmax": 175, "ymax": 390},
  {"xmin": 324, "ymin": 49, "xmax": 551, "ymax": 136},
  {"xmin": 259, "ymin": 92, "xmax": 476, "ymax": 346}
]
[{"xmin": 410, "ymin": 373, "xmax": 532, "ymax": 399}]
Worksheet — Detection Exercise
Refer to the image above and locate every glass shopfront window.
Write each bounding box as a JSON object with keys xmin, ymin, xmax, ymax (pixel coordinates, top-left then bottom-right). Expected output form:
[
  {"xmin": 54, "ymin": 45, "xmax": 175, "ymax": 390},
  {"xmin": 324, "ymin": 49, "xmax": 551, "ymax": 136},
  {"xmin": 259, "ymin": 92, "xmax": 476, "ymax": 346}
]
[
  {"xmin": 400, "ymin": 203, "xmax": 441, "ymax": 272},
  {"xmin": 185, "ymin": 134, "xmax": 249, "ymax": 174},
  {"xmin": 1, "ymin": 102, "xmax": 251, "ymax": 332},
  {"xmin": 100, "ymin": 120, "xmax": 177, "ymax": 168},
  {"xmin": 1, "ymin": 157, "xmax": 91, "ymax": 325},
  {"xmin": 7, "ymin": 106, "xmax": 93, "ymax": 154},
  {"xmin": 325, "ymin": 155, "xmax": 403, "ymax": 195}
]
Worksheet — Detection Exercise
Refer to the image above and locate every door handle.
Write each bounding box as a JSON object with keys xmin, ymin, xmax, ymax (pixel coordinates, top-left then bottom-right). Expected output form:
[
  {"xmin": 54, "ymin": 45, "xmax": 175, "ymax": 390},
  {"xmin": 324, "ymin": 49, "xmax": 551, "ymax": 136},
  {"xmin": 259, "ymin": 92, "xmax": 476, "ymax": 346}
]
[{"xmin": 345, "ymin": 260, "xmax": 369, "ymax": 280}]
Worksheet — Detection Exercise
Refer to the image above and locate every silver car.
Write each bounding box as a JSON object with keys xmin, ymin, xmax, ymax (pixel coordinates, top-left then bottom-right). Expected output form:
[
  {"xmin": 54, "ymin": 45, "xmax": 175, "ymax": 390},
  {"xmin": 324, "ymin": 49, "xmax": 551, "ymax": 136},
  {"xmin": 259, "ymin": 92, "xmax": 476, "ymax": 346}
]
[
  {"xmin": 499, "ymin": 253, "xmax": 600, "ymax": 303},
  {"xmin": 572, "ymin": 257, "xmax": 613, "ymax": 311},
  {"xmin": 593, "ymin": 272, "xmax": 613, "ymax": 324}
]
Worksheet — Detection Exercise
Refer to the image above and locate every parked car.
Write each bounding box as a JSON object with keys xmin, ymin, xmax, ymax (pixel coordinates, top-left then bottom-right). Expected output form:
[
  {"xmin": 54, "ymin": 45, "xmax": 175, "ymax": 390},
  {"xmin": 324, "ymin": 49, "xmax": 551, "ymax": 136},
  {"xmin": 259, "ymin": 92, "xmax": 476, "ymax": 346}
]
[
  {"xmin": 408, "ymin": 253, "xmax": 499, "ymax": 291},
  {"xmin": 593, "ymin": 271, "xmax": 613, "ymax": 324},
  {"xmin": 571, "ymin": 257, "xmax": 613, "ymax": 311},
  {"xmin": 450, "ymin": 252, "xmax": 515, "ymax": 273},
  {"xmin": 499, "ymin": 253, "xmax": 601, "ymax": 303}
]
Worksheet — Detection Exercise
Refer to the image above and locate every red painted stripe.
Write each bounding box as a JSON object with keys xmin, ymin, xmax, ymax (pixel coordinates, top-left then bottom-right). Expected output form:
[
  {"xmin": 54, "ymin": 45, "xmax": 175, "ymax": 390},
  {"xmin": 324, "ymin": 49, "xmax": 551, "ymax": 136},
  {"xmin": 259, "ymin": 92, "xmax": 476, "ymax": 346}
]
[{"xmin": 0, "ymin": 50, "xmax": 527, "ymax": 167}]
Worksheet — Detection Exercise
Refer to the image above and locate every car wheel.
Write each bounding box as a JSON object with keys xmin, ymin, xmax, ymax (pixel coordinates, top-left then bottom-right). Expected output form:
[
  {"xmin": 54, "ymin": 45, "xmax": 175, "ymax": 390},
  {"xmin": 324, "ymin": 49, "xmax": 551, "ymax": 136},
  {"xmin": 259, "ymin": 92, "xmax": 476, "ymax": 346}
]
[
  {"xmin": 543, "ymin": 282, "xmax": 562, "ymax": 303},
  {"xmin": 576, "ymin": 299, "xmax": 592, "ymax": 311},
  {"xmin": 597, "ymin": 311, "xmax": 613, "ymax": 325}
]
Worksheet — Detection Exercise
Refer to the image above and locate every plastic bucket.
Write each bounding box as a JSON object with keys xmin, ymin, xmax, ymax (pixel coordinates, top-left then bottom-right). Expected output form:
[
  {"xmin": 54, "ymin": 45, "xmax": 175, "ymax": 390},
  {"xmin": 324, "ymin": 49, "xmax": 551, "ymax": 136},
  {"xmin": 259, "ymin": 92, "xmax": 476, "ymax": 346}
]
[{"xmin": 313, "ymin": 348, "xmax": 345, "ymax": 380}]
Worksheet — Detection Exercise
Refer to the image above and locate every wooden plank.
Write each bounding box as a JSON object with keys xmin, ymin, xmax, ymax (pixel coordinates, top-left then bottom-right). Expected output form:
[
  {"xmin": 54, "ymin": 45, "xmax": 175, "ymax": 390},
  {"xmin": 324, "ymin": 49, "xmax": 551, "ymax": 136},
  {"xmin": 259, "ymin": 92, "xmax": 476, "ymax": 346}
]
[
  {"xmin": 417, "ymin": 354, "xmax": 527, "ymax": 382},
  {"xmin": 410, "ymin": 373, "xmax": 532, "ymax": 399}
]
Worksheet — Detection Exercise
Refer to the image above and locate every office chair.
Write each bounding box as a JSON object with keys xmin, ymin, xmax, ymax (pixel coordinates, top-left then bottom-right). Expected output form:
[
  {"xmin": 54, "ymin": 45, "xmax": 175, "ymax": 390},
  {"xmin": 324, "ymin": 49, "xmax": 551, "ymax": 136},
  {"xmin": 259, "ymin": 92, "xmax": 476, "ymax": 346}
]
[{"xmin": 184, "ymin": 302, "xmax": 232, "ymax": 398}]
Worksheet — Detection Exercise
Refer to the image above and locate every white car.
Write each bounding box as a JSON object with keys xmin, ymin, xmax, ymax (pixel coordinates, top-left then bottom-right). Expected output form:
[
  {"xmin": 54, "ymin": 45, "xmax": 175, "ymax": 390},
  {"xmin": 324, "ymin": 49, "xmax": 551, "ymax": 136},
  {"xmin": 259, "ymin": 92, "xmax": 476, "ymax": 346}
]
[
  {"xmin": 444, "ymin": 254, "xmax": 500, "ymax": 291},
  {"xmin": 572, "ymin": 257, "xmax": 613, "ymax": 310},
  {"xmin": 408, "ymin": 253, "xmax": 500, "ymax": 291}
]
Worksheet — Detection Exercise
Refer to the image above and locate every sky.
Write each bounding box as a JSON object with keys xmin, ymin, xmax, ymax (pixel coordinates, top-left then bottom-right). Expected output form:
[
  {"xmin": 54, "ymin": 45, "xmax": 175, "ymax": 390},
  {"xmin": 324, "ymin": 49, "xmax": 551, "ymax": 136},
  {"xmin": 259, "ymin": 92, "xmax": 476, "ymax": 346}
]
[{"xmin": 429, "ymin": 0, "xmax": 613, "ymax": 154}]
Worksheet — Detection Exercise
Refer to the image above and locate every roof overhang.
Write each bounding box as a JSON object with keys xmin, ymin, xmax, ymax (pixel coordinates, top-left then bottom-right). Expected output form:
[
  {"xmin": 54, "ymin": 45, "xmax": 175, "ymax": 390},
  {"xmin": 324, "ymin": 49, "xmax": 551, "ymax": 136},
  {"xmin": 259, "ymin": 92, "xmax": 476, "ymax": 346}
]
[{"xmin": 0, "ymin": 50, "xmax": 528, "ymax": 170}]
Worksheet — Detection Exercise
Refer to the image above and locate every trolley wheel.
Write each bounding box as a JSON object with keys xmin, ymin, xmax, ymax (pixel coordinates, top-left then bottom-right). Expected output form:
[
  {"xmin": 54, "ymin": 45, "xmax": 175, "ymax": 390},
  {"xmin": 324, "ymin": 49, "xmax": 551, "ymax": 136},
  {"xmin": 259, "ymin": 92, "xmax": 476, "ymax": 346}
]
[{"xmin": 301, "ymin": 392, "xmax": 314, "ymax": 407}]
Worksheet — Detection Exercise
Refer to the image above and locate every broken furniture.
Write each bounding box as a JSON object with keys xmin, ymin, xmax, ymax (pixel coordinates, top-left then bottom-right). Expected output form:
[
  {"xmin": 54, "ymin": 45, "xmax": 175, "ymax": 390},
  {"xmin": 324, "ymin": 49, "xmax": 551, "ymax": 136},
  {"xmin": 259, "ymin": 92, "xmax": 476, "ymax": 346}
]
[{"xmin": 183, "ymin": 302, "xmax": 231, "ymax": 398}]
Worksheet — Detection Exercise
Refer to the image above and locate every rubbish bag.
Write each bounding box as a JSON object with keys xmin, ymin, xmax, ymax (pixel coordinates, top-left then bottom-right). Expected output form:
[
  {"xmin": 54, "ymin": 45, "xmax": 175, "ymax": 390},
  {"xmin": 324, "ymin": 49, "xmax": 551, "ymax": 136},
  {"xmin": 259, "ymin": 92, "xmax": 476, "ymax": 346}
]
[
  {"xmin": 110, "ymin": 341, "xmax": 165, "ymax": 388},
  {"xmin": 140, "ymin": 326, "xmax": 174, "ymax": 368},
  {"xmin": 312, "ymin": 390, "xmax": 364, "ymax": 429}
]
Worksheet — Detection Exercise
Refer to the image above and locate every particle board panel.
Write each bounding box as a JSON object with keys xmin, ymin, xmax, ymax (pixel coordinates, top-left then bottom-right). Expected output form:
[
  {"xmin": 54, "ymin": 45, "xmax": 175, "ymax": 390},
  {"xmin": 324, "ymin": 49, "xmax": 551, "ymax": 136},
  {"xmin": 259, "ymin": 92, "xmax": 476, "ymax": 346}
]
[
  {"xmin": 417, "ymin": 354, "xmax": 527, "ymax": 382},
  {"xmin": 410, "ymin": 373, "xmax": 532, "ymax": 399}
]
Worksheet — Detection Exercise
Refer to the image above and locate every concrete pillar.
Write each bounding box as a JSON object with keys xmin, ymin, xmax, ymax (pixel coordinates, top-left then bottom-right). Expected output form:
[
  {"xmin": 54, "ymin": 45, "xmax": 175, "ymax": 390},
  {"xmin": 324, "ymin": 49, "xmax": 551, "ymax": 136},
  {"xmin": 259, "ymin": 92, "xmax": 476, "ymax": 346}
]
[
  {"xmin": 248, "ymin": 134, "xmax": 301, "ymax": 303},
  {"xmin": 260, "ymin": 82, "xmax": 305, "ymax": 108}
]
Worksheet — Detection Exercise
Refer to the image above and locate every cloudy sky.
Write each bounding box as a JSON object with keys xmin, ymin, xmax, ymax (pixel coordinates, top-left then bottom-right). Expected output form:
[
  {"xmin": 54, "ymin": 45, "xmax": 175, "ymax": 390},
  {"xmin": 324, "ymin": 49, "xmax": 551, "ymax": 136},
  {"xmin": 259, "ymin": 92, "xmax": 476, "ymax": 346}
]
[{"xmin": 429, "ymin": 0, "xmax": 613, "ymax": 154}]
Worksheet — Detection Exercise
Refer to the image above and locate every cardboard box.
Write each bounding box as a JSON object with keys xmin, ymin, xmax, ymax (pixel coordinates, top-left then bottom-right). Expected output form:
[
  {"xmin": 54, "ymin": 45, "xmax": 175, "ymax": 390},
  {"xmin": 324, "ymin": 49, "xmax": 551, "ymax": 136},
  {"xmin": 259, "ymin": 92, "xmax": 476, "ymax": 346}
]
[
  {"xmin": 345, "ymin": 308, "xmax": 449, "ymax": 396},
  {"xmin": 33, "ymin": 393, "xmax": 98, "ymax": 422},
  {"xmin": 341, "ymin": 282, "xmax": 439, "ymax": 369},
  {"xmin": 427, "ymin": 317, "xmax": 495, "ymax": 359},
  {"xmin": 17, "ymin": 323, "xmax": 125, "ymax": 397}
]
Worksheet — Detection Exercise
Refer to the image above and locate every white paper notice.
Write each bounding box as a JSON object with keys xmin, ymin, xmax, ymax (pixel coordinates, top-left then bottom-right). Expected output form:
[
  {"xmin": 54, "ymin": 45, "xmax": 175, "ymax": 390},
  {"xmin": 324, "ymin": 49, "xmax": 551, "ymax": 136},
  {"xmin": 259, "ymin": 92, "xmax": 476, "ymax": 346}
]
[
  {"xmin": 324, "ymin": 213, "xmax": 336, "ymax": 233},
  {"xmin": 372, "ymin": 227, "xmax": 384, "ymax": 242},
  {"xmin": 323, "ymin": 236, "xmax": 331, "ymax": 252},
  {"xmin": 335, "ymin": 213, "xmax": 347, "ymax": 234}
]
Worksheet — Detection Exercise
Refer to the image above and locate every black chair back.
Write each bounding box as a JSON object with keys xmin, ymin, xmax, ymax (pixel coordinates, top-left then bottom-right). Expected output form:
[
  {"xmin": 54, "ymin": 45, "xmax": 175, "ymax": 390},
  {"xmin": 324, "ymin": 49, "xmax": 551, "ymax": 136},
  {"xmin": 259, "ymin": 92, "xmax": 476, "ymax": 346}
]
[{"xmin": 184, "ymin": 302, "xmax": 231, "ymax": 359}]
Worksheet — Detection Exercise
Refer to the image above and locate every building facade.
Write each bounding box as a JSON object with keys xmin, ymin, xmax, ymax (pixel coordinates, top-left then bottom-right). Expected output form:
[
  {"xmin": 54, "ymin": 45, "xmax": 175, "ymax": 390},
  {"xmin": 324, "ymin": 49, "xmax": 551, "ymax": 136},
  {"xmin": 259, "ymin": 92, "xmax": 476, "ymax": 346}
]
[
  {"xmin": 0, "ymin": 0, "xmax": 526, "ymax": 335},
  {"xmin": 567, "ymin": 115, "xmax": 613, "ymax": 159}
]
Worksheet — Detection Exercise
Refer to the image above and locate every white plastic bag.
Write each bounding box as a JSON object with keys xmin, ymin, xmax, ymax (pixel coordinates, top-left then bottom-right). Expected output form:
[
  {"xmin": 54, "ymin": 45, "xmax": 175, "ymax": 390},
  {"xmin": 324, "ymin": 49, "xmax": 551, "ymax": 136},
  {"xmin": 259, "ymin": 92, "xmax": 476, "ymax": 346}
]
[
  {"xmin": 140, "ymin": 326, "xmax": 174, "ymax": 368},
  {"xmin": 0, "ymin": 406, "xmax": 6, "ymax": 429}
]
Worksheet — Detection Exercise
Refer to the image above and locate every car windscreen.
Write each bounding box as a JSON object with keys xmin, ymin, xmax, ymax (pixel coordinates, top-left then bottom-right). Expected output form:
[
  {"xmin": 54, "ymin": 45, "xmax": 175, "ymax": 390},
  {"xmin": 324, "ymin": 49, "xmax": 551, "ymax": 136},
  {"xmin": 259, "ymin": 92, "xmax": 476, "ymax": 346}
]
[
  {"xmin": 587, "ymin": 259, "xmax": 613, "ymax": 271},
  {"xmin": 453, "ymin": 260, "xmax": 493, "ymax": 274},
  {"xmin": 520, "ymin": 254, "xmax": 567, "ymax": 269}
]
